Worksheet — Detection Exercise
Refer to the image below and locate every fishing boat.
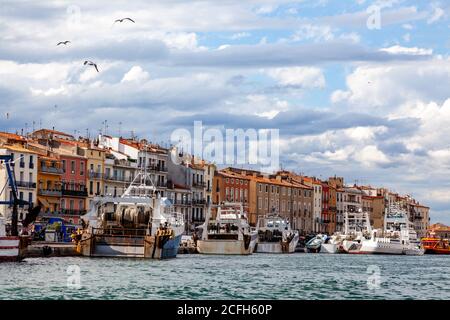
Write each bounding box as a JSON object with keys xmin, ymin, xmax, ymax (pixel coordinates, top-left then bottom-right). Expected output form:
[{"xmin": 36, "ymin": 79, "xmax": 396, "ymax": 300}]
[
  {"xmin": 421, "ymin": 238, "xmax": 450, "ymax": 254},
  {"xmin": 76, "ymin": 171, "xmax": 184, "ymax": 259},
  {"xmin": 347, "ymin": 204, "xmax": 424, "ymax": 255},
  {"xmin": 1, "ymin": 154, "xmax": 40, "ymax": 262},
  {"xmin": 196, "ymin": 202, "xmax": 257, "ymax": 255},
  {"xmin": 255, "ymin": 213, "xmax": 299, "ymax": 253}
]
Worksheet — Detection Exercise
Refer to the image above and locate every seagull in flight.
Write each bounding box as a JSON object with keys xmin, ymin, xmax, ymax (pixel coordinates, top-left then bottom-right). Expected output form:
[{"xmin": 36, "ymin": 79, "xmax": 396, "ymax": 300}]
[
  {"xmin": 84, "ymin": 60, "xmax": 99, "ymax": 72},
  {"xmin": 57, "ymin": 40, "xmax": 71, "ymax": 46},
  {"xmin": 114, "ymin": 17, "xmax": 135, "ymax": 24}
]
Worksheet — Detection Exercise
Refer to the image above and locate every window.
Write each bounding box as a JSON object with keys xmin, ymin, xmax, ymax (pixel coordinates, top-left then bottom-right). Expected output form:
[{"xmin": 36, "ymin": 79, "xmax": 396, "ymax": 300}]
[
  {"xmin": 29, "ymin": 155, "xmax": 34, "ymax": 168},
  {"xmin": 28, "ymin": 192, "xmax": 32, "ymax": 205},
  {"xmin": 80, "ymin": 162, "xmax": 84, "ymax": 176},
  {"xmin": 71, "ymin": 160, "xmax": 75, "ymax": 173},
  {"xmin": 96, "ymin": 182, "xmax": 100, "ymax": 194},
  {"xmin": 29, "ymin": 172, "xmax": 33, "ymax": 183},
  {"xmin": 89, "ymin": 181, "xmax": 93, "ymax": 195},
  {"xmin": 19, "ymin": 171, "xmax": 24, "ymax": 182},
  {"xmin": 259, "ymin": 184, "xmax": 262, "ymax": 192},
  {"xmin": 265, "ymin": 185, "xmax": 268, "ymax": 193},
  {"xmin": 69, "ymin": 200, "xmax": 74, "ymax": 210},
  {"xmin": 226, "ymin": 178, "xmax": 229, "ymax": 183},
  {"xmin": 258, "ymin": 197, "xmax": 262, "ymax": 209},
  {"xmin": 62, "ymin": 160, "xmax": 66, "ymax": 173},
  {"xmin": 231, "ymin": 178, "xmax": 234, "ymax": 184}
]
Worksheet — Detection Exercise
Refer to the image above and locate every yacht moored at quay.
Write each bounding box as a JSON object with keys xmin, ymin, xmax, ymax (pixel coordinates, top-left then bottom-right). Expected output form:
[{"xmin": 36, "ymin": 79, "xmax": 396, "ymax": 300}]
[{"xmin": 196, "ymin": 202, "xmax": 258, "ymax": 255}]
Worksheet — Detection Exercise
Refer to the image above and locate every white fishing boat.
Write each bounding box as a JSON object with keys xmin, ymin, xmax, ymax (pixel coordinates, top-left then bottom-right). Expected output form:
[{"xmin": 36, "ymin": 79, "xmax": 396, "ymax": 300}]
[
  {"xmin": 76, "ymin": 171, "xmax": 185, "ymax": 259},
  {"xmin": 320, "ymin": 234, "xmax": 343, "ymax": 254},
  {"xmin": 0, "ymin": 218, "xmax": 22, "ymax": 262},
  {"xmin": 347, "ymin": 204, "xmax": 424, "ymax": 255},
  {"xmin": 255, "ymin": 214, "xmax": 299, "ymax": 253},
  {"xmin": 196, "ymin": 202, "xmax": 257, "ymax": 255},
  {"xmin": 1, "ymin": 154, "xmax": 39, "ymax": 262}
]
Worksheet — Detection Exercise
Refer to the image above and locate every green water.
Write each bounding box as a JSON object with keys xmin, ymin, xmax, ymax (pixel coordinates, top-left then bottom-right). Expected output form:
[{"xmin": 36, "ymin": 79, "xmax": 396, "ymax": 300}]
[{"xmin": 1, "ymin": 254, "xmax": 449, "ymax": 299}]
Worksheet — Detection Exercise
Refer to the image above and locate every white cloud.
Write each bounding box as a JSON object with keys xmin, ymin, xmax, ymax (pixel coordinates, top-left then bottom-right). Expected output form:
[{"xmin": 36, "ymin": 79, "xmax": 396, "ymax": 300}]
[
  {"xmin": 354, "ymin": 145, "xmax": 391, "ymax": 167},
  {"xmin": 428, "ymin": 6, "xmax": 444, "ymax": 24},
  {"xmin": 230, "ymin": 32, "xmax": 251, "ymax": 40},
  {"xmin": 266, "ymin": 67, "xmax": 326, "ymax": 88},
  {"xmin": 380, "ymin": 45, "xmax": 433, "ymax": 56},
  {"xmin": 121, "ymin": 66, "xmax": 150, "ymax": 83}
]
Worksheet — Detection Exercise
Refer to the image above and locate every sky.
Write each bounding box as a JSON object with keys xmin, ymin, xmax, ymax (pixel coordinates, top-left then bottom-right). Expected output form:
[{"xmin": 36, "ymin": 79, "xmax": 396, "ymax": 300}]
[{"xmin": 0, "ymin": 0, "xmax": 449, "ymax": 224}]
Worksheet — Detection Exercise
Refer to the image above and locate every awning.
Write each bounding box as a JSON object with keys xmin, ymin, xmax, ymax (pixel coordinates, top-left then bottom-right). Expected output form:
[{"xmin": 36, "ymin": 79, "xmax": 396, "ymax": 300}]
[
  {"xmin": 46, "ymin": 197, "xmax": 60, "ymax": 205},
  {"xmin": 38, "ymin": 198, "xmax": 50, "ymax": 208}
]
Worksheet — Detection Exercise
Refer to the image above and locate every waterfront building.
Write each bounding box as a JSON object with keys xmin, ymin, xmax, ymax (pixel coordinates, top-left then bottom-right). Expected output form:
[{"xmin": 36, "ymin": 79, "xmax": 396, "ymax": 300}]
[
  {"xmin": 0, "ymin": 145, "xmax": 38, "ymax": 221},
  {"xmin": 189, "ymin": 163, "xmax": 206, "ymax": 226},
  {"xmin": 362, "ymin": 195, "xmax": 385, "ymax": 230},
  {"xmin": 138, "ymin": 143, "xmax": 168, "ymax": 196},
  {"xmin": 36, "ymin": 153, "xmax": 63, "ymax": 214},
  {"xmin": 321, "ymin": 182, "xmax": 330, "ymax": 234},
  {"xmin": 166, "ymin": 181, "xmax": 192, "ymax": 230},
  {"xmin": 327, "ymin": 184, "xmax": 337, "ymax": 235},
  {"xmin": 203, "ymin": 161, "xmax": 215, "ymax": 205},
  {"xmin": 103, "ymin": 150, "xmax": 138, "ymax": 197},
  {"xmin": 58, "ymin": 150, "xmax": 87, "ymax": 224},
  {"xmin": 342, "ymin": 185, "xmax": 363, "ymax": 213},
  {"xmin": 77, "ymin": 143, "xmax": 106, "ymax": 209}
]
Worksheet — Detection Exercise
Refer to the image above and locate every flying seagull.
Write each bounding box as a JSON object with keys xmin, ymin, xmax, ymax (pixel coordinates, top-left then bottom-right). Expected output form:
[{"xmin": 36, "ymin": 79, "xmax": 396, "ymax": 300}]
[
  {"xmin": 114, "ymin": 17, "xmax": 135, "ymax": 23},
  {"xmin": 57, "ymin": 40, "xmax": 71, "ymax": 46},
  {"xmin": 84, "ymin": 60, "xmax": 99, "ymax": 72}
]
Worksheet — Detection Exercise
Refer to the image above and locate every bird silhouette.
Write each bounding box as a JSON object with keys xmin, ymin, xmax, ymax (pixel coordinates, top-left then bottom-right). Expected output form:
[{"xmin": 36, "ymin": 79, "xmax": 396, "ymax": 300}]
[
  {"xmin": 84, "ymin": 60, "xmax": 99, "ymax": 72},
  {"xmin": 114, "ymin": 17, "xmax": 135, "ymax": 24},
  {"xmin": 57, "ymin": 40, "xmax": 71, "ymax": 46}
]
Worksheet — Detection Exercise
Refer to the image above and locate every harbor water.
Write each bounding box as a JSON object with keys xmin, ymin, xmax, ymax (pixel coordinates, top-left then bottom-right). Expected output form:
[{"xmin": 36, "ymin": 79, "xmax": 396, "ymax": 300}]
[{"xmin": 1, "ymin": 254, "xmax": 449, "ymax": 300}]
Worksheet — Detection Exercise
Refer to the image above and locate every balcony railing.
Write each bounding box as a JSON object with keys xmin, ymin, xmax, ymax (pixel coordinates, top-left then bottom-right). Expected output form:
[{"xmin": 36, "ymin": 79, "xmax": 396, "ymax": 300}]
[
  {"xmin": 89, "ymin": 171, "xmax": 103, "ymax": 179},
  {"xmin": 62, "ymin": 188, "xmax": 88, "ymax": 197},
  {"xmin": 192, "ymin": 199, "xmax": 206, "ymax": 205},
  {"xmin": 145, "ymin": 164, "xmax": 168, "ymax": 172},
  {"xmin": 192, "ymin": 181, "xmax": 206, "ymax": 188},
  {"xmin": 16, "ymin": 181, "xmax": 36, "ymax": 188},
  {"xmin": 60, "ymin": 209, "xmax": 87, "ymax": 216},
  {"xmin": 172, "ymin": 199, "xmax": 192, "ymax": 206},
  {"xmin": 38, "ymin": 189, "xmax": 62, "ymax": 196},
  {"xmin": 103, "ymin": 174, "xmax": 134, "ymax": 183},
  {"xmin": 156, "ymin": 181, "xmax": 167, "ymax": 188},
  {"xmin": 40, "ymin": 166, "xmax": 63, "ymax": 174}
]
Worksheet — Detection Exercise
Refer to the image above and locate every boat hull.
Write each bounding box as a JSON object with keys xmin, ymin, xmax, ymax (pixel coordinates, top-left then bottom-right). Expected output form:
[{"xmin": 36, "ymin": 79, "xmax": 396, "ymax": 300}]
[
  {"xmin": 197, "ymin": 234, "xmax": 257, "ymax": 255},
  {"xmin": 0, "ymin": 237, "xmax": 25, "ymax": 262},
  {"xmin": 347, "ymin": 239, "xmax": 423, "ymax": 255},
  {"xmin": 320, "ymin": 243, "xmax": 339, "ymax": 254},
  {"xmin": 78, "ymin": 233, "xmax": 182, "ymax": 259},
  {"xmin": 256, "ymin": 234, "xmax": 299, "ymax": 254}
]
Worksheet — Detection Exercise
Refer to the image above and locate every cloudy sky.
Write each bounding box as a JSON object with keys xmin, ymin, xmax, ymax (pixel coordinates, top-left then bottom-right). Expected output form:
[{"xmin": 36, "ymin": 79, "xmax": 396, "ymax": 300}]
[{"xmin": 1, "ymin": 0, "xmax": 449, "ymax": 223}]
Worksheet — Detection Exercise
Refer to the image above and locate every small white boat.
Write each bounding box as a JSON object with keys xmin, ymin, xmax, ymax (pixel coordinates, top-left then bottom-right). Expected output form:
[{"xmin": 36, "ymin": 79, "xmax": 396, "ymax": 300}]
[
  {"xmin": 196, "ymin": 202, "xmax": 257, "ymax": 255},
  {"xmin": 305, "ymin": 234, "xmax": 324, "ymax": 253},
  {"xmin": 255, "ymin": 214, "xmax": 299, "ymax": 253},
  {"xmin": 320, "ymin": 234, "xmax": 341, "ymax": 254}
]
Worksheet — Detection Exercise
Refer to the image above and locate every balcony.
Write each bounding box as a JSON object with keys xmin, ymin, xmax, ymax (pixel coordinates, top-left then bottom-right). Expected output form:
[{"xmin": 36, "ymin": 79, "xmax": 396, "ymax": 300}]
[
  {"xmin": 172, "ymin": 199, "xmax": 192, "ymax": 206},
  {"xmin": 16, "ymin": 181, "xmax": 36, "ymax": 188},
  {"xmin": 62, "ymin": 188, "xmax": 88, "ymax": 197},
  {"xmin": 192, "ymin": 199, "xmax": 206, "ymax": 206},
  {"xmin": 192, "ymin": 181, "xmax": 206, "ymax": 188},
  {"xmin": 88, "ymin": 171, "xmax": 102, "ymax": 179},
  {"xmin": 60, "ymin": 209, "xmax": 87, "ymax": 216},
  {"xmin": 103, "ymin": 174, "xmax": 134, "ymax": 183},
  {"xmin": 40, "ymin": 166, "xmax": 63, "ymax": 174},
  {"xmin": 146, "ymin": 164, "xmax": 168, "ymax": 172},
  {"xmin": 156, "ymin": 181, "xmax": 167, "ymax": 188},
  {"xmin": 38, "ymin": 189, "xmax": 62, "ymax": 196}
]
